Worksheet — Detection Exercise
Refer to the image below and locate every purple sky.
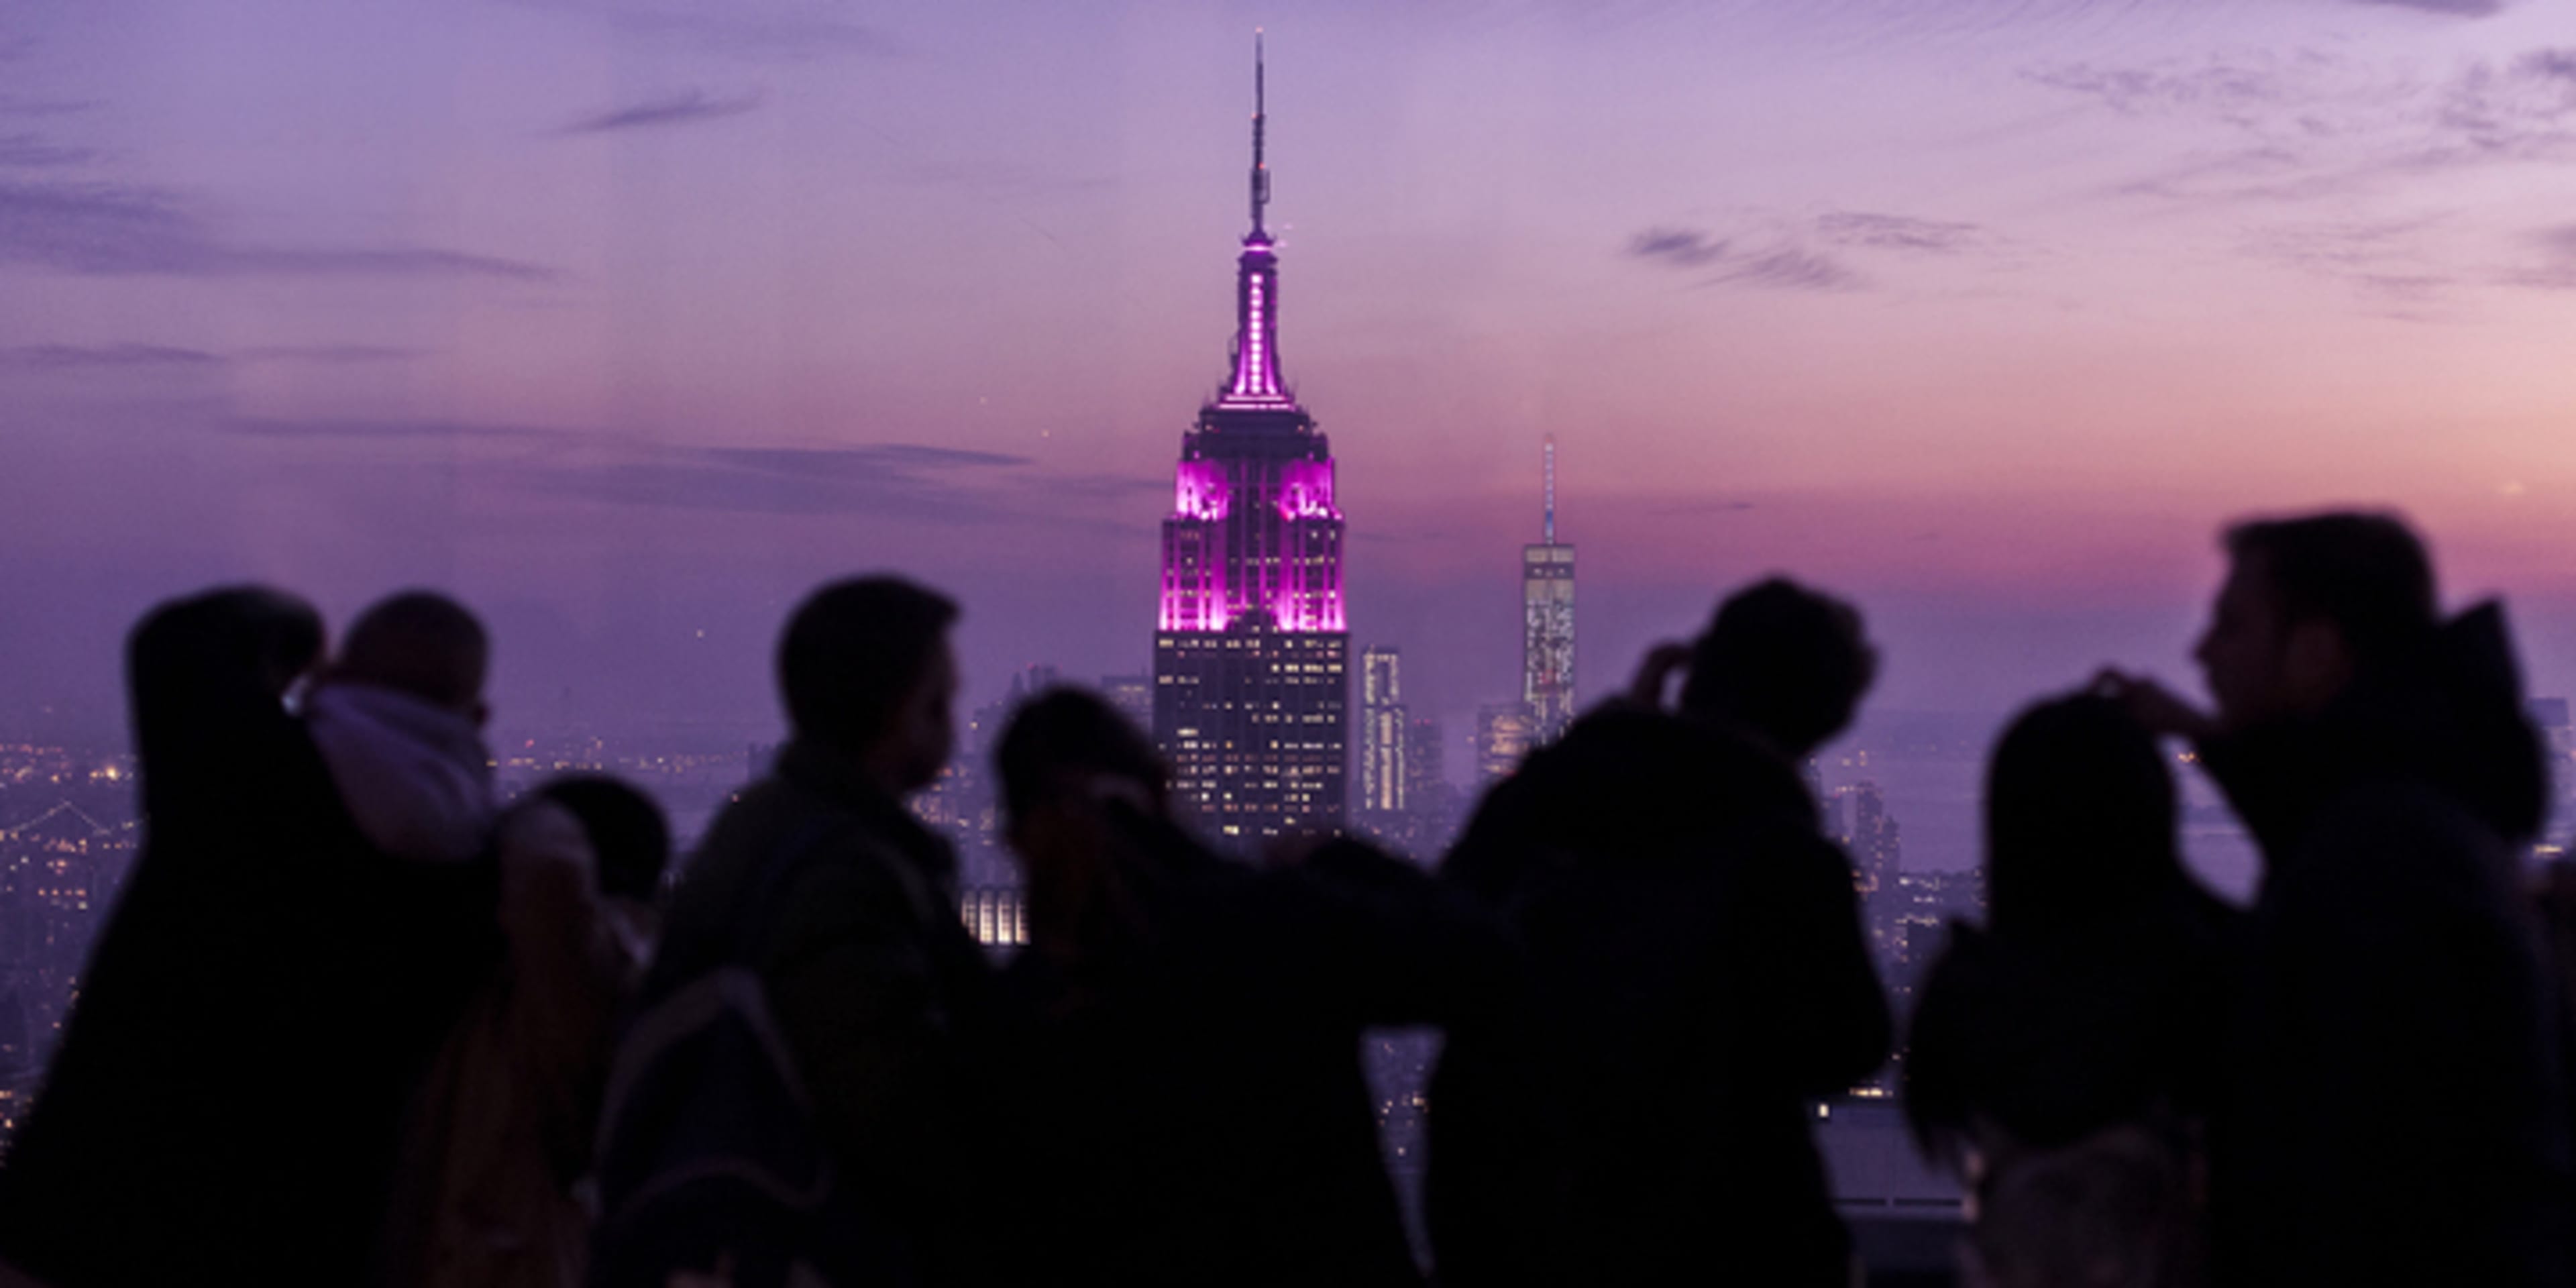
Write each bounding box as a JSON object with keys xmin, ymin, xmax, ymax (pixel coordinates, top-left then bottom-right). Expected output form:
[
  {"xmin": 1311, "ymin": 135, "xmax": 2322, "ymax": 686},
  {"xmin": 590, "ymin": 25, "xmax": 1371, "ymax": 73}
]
[{"xmin": 3, "ymin": 0, "xmax": 2575, "ymax": 766}]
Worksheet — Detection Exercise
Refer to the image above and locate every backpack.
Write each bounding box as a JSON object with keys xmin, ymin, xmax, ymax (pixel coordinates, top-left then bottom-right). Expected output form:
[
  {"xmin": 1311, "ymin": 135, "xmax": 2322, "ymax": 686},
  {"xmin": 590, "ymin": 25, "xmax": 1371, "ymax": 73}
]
[{"xmin": 587, "ymin": 823, "xmax": 916, "ymax": 1288}]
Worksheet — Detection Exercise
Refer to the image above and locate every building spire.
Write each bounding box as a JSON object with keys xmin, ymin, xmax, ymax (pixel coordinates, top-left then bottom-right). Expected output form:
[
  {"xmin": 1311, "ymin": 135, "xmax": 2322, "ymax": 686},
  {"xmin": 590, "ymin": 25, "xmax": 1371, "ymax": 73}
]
[
  {"xmin": 1544, "ymin": 435, "xmax": 1558, "ymax": 545},
  {"xmin": 1249, "ymin": 30, "xmax": 1270, "ymax": 239},
  {"xmin": 1218, "ymin": 31, "xmax": 1292, "ymax": 409}
]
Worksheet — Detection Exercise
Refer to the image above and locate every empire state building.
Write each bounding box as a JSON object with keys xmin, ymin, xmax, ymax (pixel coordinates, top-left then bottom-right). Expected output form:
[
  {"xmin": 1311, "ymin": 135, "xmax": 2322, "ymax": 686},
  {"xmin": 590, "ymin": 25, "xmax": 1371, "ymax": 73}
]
[{"xmin": 1152, "ymin": 39, "xmax": 1350, "ymax": 844}]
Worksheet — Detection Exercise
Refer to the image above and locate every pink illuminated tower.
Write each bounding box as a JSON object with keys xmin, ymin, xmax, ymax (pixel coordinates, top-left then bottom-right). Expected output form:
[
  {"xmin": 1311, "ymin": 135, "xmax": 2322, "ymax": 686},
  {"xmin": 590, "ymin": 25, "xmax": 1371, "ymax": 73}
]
[{"xmin": 1153, "ymin": 34, "xmax": 1350, "ymax": 844}]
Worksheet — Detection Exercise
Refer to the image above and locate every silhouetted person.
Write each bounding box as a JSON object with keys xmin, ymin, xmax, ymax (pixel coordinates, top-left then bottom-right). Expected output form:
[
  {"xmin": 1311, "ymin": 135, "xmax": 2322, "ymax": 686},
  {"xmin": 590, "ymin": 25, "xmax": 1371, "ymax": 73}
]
[
  {"xmin": 0, "ymin": 589, "xmax": 499, "ymax": 1288},
  {"xmin": 1429, "ymin": 578, "xmax": 1890, "ymax": 1288},
  {"xmin": 2104, "ymin": 512, "xmax": 2571, "ymax": 1288},
  {"xmin": 1904, "ymin": 694, "xmax": 2242, "ymax": 1288},
  {"xmin": 640, "ymin": 576, "xmax": 997, "ymax": 1287},
  {"xmin": 309, "ymin": 591, "xmax": 499, "ymax": 863},
  {"xmin": 991, "ymin": 688, "xmax": 1513, "ymax": 1288},
  {"xmin": 380, "ymin": 775, "xmax": 671, "ymax": 1288}
]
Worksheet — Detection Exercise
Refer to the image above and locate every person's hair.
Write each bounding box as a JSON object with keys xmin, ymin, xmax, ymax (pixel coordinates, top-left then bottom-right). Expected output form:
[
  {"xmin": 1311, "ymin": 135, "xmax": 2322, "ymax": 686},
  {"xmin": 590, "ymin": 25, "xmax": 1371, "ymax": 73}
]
[
  {"xmin": 1985, "ymin": 694, "xmax": 2181, "ymax": 936},
  {"xmin": 2224, "ymin": 512, "xmax": 2436, "ymax": 674},
  {"xmin": 995, "ymin": 687, "xmax": 1166, "ymax": 830},
  {"xmin": 775, "ymin": 576, "xmax": 959, "ymax": 750},
  {"xmin": 337, "ymin": 590, "xmax": 488, "ymax": 711},
  {"xmin": 1678, "ymin": 577, "xmax": 1874, "ymax": 755},
  {"xmin": 536, "ymin": 775, "xmax": 672, "ymax": 902}
]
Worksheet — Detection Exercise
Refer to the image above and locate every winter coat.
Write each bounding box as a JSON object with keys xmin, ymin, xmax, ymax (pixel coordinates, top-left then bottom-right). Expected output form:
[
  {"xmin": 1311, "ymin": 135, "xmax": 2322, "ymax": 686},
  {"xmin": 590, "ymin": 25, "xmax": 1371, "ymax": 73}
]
[
  {"xmin": 641, "ymin": 741, "xmax": 999, "ymax": 1288},
  {"xmin": 1904, "ymin": 880, "xmax": 2243, "ymax": 1156},
  {"xmin": 0, "ymin": 588, "xmax": 498, "ymax": 1288},
  {"xmin": 2198, "ymin": 602, "xmax": 2573, "ymax": 1288},
  {"xmin": 1427, "ymin": 706, "xmax": 1890, "ymax": 1288},
  {"xmin": 996, "ymin": 820, "xmax": 1517, "ymax": 1288},
  {"xmin": 377, "ymin": 802, "xmax": 652, "ymax": 1288}
]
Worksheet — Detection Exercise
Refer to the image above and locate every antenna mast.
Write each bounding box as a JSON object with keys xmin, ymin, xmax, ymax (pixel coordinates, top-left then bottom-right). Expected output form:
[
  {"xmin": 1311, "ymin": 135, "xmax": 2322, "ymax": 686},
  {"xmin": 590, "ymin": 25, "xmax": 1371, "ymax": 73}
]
[
  {"xmin": 1249, "ymin": 31, "xmax": 1269, "ymax": 237},
  {"xmin": 1544, "ymin": 435, "xmax": 1558, "ymax": 545}
]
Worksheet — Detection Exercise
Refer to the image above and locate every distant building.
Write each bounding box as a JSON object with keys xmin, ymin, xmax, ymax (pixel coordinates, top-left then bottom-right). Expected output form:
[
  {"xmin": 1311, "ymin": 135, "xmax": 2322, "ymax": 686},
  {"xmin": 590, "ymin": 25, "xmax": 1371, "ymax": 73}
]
[
  {"xmin": 1151, "ymin": 42, "xmax": 1350, "ymax": 847},
  {"xmin": 1358, "ymin": 646, "xmax": 1407, "ymax": 820},
  {"xmin": 960, "ymin": 885, "xmax": 1028, "ymax": 951},
  {"xmin": 1391, "ymin": 716, "xmax": 1462, "ymax": 857},
  {"xmin": 1102, "ymin": 673, "xmax": 1154, "ymax": 735},
  {"xmin": 1405, "ymin": 716, "xmax": 1448, "ymax": 818},
  {"xmin": 2532, "ymin": 698, "xmax": 2572, "ymax": 771},
  {"xmin": 1476, "ymin": 702, "xmax": 1538, "ymax": 785},
  {"xmin": 924, "ymin": 663, "xmax": 1066, "ymax": 888},
  {"xmin": 1888, "ymin": 869, "xmax": 1986, "ymax": 1004},
  {"xmin": 1836, "ymin": 780, "xmax": 1909, "ymax": 995},
  {"xmin": 1843, "ymin": 781, "xmax": 1900, "ymax": 904},
  {"xmin": 1521, "ymin": 437, "xmax": 1576, "ymax": 745}
]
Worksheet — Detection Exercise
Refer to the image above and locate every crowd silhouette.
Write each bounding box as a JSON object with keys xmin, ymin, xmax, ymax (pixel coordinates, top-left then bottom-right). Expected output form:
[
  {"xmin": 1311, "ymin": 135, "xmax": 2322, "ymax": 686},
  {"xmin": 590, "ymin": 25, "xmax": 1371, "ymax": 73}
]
[{"xmin": 0, "ymin": 508, "xmax": 2571, "ymax": 1288}]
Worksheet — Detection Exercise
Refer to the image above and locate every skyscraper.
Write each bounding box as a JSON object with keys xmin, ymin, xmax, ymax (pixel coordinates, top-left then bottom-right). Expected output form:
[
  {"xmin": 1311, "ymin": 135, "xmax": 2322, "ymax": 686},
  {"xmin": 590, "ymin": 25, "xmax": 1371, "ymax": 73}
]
[
  {"xmin": 1358, "ymin": 646, "xmax": 1407, "ymax": 819},
  {"xmin": 1152, "ymin": 38, "xmax": 1350, "ymax": 844},
  {"xmin": 1522, "ymin": 437, "xmax": 1576, "ymax": 743},
  {"xmin": 1476, "ymin": 701, "xmax": 1537, "ymax": 784}
]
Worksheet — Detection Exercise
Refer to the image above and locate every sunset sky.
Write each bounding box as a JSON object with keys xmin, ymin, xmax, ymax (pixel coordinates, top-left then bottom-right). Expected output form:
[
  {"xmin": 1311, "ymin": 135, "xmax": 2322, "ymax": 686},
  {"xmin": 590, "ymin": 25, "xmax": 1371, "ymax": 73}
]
[{"xmin": 3, "ymin": 0, "xmax": 2573, "ymax": 755}]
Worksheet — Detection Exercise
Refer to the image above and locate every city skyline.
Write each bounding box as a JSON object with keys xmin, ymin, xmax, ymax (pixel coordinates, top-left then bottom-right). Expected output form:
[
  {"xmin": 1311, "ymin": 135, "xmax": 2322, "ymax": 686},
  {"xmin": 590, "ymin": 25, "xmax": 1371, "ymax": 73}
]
[{"xmin": 3, "ymin": 1, "xmax": 2576, "ymax": 771}]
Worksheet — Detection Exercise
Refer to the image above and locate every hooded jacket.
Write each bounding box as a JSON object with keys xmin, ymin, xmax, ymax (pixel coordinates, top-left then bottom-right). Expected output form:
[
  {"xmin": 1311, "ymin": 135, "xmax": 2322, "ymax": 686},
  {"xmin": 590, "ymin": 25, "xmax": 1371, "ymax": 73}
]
[
  {"xmin": 306, "ymin": 680, "xmax": 496, "ymax": 865},
  {"xmin": 1427, "ymin": 706, "xmax": 1890, "ymax": 1288},
  {"xmin": 2198, "ymin": 602, "xmax": 2572, "ymax": 1288}
]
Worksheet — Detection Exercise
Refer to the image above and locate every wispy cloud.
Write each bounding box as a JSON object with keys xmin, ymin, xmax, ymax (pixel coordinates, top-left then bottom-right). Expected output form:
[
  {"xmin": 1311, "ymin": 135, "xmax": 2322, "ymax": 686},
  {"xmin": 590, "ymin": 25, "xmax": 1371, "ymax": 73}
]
[
  {"xmin": 1815, "ymin": 211, "xmax": 1984, "ymax": 254},
  {"xmin": 1626, "ymin": 216, "xmax": 1902, "ymax": 292},
  {"xmin": 561, "ymin": 89, "xmax": 763, "ymax": 135},
  {"xmin": 0, "ymin": 180, "xmax": 557, "ymax": 280},
  {"xmin": 0, "ymin": 343, "xmax": 435, "ymax": 371},
  {"xmin": 1710, "ymin": 247, "xmax": 1862, "ymax": 291},
  {"xmin": 0, "ymin": 343, "xmax": 222, "ymax": 369},
  {"xmin": 0, "ymin": 97, "xmax": 93, "ymax": 118},
  {"xmin": 0, "ymin": 134, "xmax": 94, "ymax": 168},
  {"xmin": 2030, "ymin": 46, "xmax": 2576, "ymax": 205},
  {"xmin": 2505, "ymin": 223, "xmax": 2576, "ymax": 290},
  {"xmin": 515, "ymin": 439, "xmax": 1036, "ymax": 521},
  {"xmin": 2352, "ymin": 0, "xmax": 2506, "ymax": 14},
  {"xmin": 702, "ymin": 444, "xmax": 1029, "ymax": 473},
  {"xmin": 223, "ymin": 417, "xmax": 568, "ymax": 441},
  {"xmin": 1627, "ymin": 227, "xmax": 1727, "ymax": 268},
  {"xmin": 237, "ymin": 344, "xmax": 430, "ymax": 364},
  {"xmin": 512, "ymin": 0, "xmax": 898, "ymax": 61},
  {"xmin": 2245, "ymin": 214, "xmax": 2447, "ymax": 278}
]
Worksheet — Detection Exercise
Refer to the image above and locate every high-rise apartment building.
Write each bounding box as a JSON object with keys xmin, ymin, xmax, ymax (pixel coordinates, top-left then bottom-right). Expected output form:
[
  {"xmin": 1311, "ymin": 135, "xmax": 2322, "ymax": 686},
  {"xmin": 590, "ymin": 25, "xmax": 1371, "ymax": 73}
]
[
  {"xmin": 1358, "ymin": 646, "xmax": 1407, "ymax": 818},
  {"xmin": 1152, "ymin": 41, "xmax": 1350, "ymax": 844},
  {"xmin": 1521, "ymin": 437, "xmax": 1576, "ymax": 744}
]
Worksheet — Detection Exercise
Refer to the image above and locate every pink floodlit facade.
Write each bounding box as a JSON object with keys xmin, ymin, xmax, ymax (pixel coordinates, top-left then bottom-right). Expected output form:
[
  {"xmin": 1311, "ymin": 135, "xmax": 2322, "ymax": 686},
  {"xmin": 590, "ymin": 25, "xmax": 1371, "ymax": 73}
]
[
  {"xmin": 1218, "ymin": 239, "xmax": 1294, "ymax": 408},
  {"xmin": 1152, "ymin": 38, "xmax": 1350, "ymax": 845},
  {"xmin": 1155, "ymin": 233, "xmax": 1346, "ymax": 635}
]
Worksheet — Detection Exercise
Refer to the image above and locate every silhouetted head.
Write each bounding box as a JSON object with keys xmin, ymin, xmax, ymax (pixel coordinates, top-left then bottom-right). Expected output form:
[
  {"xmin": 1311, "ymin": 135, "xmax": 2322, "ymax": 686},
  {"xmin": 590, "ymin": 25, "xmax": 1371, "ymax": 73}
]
[
  {"xmin": 335, "ymin": 591, "xmax": 490, "ymax": 718},
  {"xmin": 776, "ymin": 576, "xmax": 960, "ymax": 795},
  {"xmin": 536, "ymin": 775, "xmax": 672, "ymax": 903},
  {"xmin": 996, "ymin": 687, "xmax": 1167, "ymax": 847},
  {"xmin": 1986, "ymin": 694, "xmax": 2180, "ymax": 936},
  {"xmin": 1678, "ymin": 578, "xmax": 1876, "ymax": 758},
  {"xmin": 995, "ymin": 688, "xmax": 1169, "ymax": 959},
  {"xmin": 2196, "ymin": 512, "xmax": 2436, "ymax": 731}
]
